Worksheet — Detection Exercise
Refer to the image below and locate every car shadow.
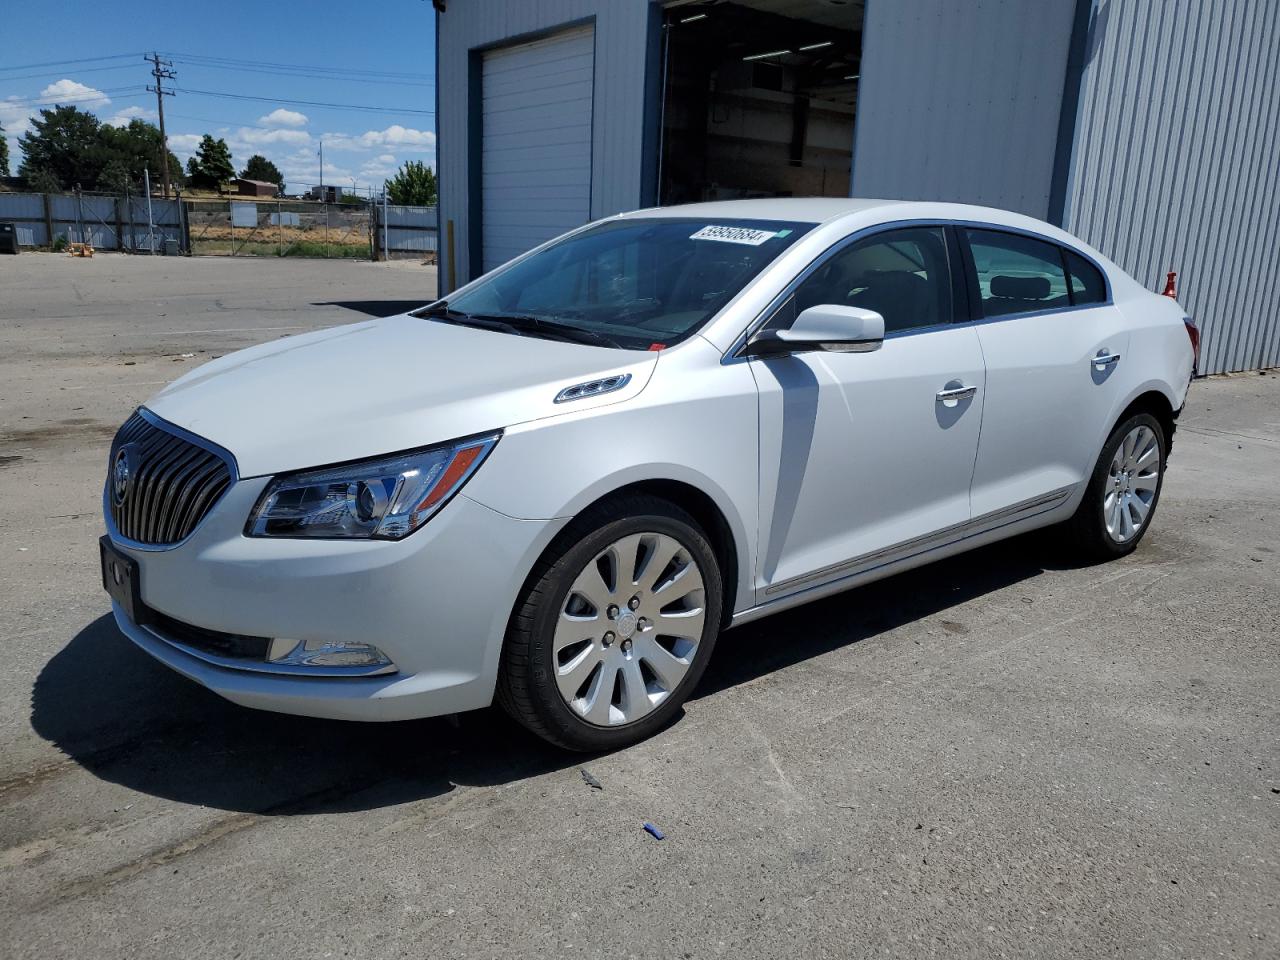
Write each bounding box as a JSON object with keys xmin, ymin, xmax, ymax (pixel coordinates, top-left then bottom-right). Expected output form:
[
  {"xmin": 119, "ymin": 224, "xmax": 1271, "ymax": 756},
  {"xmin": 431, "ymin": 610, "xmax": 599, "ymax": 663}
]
[
  {"xmin": 314, "ymin": 299, "xmax": 429, "ymax": 317},
  {"xmin": 30, "ymin": 615, "xmax": 574, "ymax": 815},
  {"xmin": 695, "ymin": 532, "xmax": 1072, "ymax": 698},
  {"xmin": 31, "ymin": 532, "xmax": 1079, "ymax": 815}
]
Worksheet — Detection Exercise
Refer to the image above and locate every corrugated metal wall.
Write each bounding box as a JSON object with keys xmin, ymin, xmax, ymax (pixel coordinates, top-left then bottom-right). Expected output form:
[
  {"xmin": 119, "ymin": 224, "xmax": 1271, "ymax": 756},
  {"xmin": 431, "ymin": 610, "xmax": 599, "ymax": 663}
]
[
  {"xmin": 0, "ymin": 192, "xmax": 183, "ymax": 249},
  {"xmin": 436, "ymin": 0, "xmax": 652, "ymax": 290},
  {"xmin": 852, "ymin": 0, "xmax": 1078, "ymax": 219},
  {"xmin": 1064, "ymin": 0, "xmax": 1280, "ymax": 373}
]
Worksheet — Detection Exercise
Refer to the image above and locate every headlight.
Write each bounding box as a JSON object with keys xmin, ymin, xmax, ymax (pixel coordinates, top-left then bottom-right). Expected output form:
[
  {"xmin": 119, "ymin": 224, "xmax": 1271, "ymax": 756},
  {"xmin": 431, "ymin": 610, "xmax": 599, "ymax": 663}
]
[{"xmin": 247, "ymin": 433, "xmax": 499, "ymax": 540}]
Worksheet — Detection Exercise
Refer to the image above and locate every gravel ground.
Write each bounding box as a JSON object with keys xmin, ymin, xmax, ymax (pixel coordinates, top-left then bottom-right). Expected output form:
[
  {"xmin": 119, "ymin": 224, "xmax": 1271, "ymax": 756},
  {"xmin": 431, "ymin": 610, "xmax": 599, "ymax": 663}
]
[{"xmin": 1, "ymin": 252, "xmax": 1277, "ymax": 959}]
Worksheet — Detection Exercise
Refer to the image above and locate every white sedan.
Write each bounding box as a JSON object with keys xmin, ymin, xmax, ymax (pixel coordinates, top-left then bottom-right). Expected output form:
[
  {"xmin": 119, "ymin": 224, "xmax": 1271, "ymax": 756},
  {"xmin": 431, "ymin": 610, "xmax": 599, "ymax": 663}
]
[{"xmin": 99, "ymin": 199, "xmax": 1197, "ymax": 750}]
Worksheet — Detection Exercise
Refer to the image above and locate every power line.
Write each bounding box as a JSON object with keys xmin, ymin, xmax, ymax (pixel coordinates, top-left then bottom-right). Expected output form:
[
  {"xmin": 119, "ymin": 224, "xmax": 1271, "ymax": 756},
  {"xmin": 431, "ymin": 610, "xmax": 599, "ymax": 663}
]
[
  {"xmin": 176, "ymin": 87, "xmax": 434, "ymax": 116},
  {"xmin": 0, "ymin": 63, "xmax": 142, "ymax": 84},
  {"xmin": 164, "ymin": 52, "xmax": 433, "ymax": 82},
  {"xmin": 0, "ymin": 52, "xmax": 144, "ymax": 73},
  {"xmin": 2, "ymin": 86, "xmax": 149, "ymax": 108},
  {"xmin": 166, "ymin": 59, "xmax": 433, "ymax": 88}
]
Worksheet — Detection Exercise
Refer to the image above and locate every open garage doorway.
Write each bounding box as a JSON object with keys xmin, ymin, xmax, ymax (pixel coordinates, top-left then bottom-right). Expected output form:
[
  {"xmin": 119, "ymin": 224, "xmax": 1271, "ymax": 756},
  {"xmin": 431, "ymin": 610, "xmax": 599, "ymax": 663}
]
[{"xmin": 657, "ymin": 0, "xmax": 864, "ymax": 205}]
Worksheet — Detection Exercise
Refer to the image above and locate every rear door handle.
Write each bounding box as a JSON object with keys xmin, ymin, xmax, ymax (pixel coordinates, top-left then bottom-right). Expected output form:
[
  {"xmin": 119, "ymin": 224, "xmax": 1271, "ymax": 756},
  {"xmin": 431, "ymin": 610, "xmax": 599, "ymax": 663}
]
[
  {"xmin": 935, "ymin": 385, "xmax": 978, "ymax": 402},
  {"xmin": 1092, "ymin": 351, "xmax": 1121, "ymax": 367}
]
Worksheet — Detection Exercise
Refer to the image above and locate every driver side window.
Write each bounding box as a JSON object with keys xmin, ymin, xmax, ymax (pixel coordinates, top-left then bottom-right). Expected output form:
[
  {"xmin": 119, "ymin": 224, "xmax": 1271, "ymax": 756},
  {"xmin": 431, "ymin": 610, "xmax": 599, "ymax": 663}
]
[{"xmin": 784, "ymin": 226, "xmax": 956, "ymax": 334}]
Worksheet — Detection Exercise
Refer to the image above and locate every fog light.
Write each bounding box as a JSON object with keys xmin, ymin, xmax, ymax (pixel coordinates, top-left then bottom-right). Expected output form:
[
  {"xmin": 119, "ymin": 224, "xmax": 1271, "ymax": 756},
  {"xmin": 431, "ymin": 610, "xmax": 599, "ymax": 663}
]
[{"xmin": 267, "ymin": 637, "xmax": 394, "ymax": 669}]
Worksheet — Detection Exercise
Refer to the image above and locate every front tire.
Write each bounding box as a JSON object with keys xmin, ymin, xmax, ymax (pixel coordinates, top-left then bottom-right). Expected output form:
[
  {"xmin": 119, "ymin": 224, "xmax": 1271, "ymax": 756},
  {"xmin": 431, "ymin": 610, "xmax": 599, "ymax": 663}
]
[
  {"xmin": 1065, "ymin": 411, "xmax": 1167, "ymax": 560},
  {"xmin": 497, "ymin": 495, "xmax": 723, "ymax": 751}
]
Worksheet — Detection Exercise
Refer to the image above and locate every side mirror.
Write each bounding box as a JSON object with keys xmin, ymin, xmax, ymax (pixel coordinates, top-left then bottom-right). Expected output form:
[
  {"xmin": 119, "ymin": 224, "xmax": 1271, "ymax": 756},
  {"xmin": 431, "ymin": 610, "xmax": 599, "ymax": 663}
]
[{"xmin": 745, "ymin": 304, "xmax": 885, "ymax": 358}]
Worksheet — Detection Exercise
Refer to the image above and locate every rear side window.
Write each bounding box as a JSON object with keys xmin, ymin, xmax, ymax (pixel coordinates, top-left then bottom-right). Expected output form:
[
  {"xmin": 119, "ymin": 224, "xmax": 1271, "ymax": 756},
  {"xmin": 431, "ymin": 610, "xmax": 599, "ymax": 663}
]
[
  {"xmin": 1064, "ymin": 249, "xmax": 1107, "ymax": 305},
  {"xmin": 966, "ymin": 229, "xmax": 1070, "ymax": 318},
  {"xmin": 789, "ymin": 226, "xmax": 955, "ymax": 334}
]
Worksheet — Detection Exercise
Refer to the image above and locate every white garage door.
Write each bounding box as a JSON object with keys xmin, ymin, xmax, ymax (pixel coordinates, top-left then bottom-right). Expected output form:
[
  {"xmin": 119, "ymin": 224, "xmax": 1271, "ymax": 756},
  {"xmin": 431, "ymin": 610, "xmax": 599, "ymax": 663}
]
[{"xmin": 481, "ymin": 24, "xmax": 594, "ymax": 273}]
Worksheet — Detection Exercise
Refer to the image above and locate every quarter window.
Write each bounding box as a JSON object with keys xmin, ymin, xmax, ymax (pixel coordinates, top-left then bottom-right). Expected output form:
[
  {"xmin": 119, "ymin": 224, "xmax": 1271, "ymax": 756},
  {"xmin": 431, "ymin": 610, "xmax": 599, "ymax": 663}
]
[
  {"xmin": 1064, "ymin": 249, "xmax": 1107, "ymax": 305},
  {"xmin": 966, "ymin": 229, "xmax": 1070, "ymax": 318},
  {"xmin": 787, "ymin": 226, "xmax": 955, "ymax": 334}
]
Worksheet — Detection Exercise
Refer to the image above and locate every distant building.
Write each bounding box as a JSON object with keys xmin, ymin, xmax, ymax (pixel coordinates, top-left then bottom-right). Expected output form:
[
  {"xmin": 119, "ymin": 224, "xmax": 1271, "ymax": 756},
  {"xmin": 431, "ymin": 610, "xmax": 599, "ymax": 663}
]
[
  {"xmin": 232, "ymin": 178, "xmax": 278, "ymax": 198},
  {"xmin": 307, "ymin": 185, "xmax": 341, "ymax": 203}
]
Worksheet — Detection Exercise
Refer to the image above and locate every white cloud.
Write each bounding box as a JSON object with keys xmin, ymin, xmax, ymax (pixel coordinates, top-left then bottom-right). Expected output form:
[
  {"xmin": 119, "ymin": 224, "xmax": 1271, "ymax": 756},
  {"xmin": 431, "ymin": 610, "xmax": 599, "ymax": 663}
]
[
  {"xmin": 374, "ymin": 153, "xmax": 395, "ymax": 164},
  {"xmin": 167, "ymin": 133, "xmax": 203, "ymax": 156},
  {"xmin": 38, "ymin": 79, "xmax": 111, "ymax": 109},
  {"xmin": 233, "ymin": 126, "xmax": 312, "ymax": 148},
  {"xmin": 104, "ymin": 104, "xmax": 156, "ymax": 127},
  {"xmin": 258, "ymin": 108, "xmax": 308, "ymax": 128},
  {"xmin": 321, "ymin": 125, "xmax": 436, "ymax": 152}
]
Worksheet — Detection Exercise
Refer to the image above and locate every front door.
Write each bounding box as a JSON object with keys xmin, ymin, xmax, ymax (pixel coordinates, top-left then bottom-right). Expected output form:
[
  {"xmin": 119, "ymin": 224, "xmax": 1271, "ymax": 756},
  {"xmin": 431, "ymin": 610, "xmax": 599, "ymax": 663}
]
[{"xmin": 750, "ymin": 225, "xmax": 986, "ymax": 601}]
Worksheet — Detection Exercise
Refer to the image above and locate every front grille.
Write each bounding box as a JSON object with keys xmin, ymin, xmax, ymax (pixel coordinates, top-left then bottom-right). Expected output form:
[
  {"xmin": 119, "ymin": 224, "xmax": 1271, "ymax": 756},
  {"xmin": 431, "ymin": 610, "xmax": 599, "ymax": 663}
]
[{"xmin": 108, "ymin": 410, "xmax": 233, "ymax": 546}]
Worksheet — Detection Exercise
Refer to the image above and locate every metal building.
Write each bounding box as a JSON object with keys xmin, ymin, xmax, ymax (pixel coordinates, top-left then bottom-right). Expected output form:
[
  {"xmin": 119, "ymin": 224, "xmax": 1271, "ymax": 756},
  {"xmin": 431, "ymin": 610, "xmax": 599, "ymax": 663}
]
[{"xmin": 434, "ymin": 0, "xmax": 1280, "ymax": 373}]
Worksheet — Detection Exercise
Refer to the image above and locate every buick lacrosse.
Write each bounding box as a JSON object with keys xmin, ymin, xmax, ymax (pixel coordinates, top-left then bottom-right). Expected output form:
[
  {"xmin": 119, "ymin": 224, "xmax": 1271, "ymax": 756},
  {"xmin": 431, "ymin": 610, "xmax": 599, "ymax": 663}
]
[{"xmin": 100, "ymin": 198, "xmax": 1196, "ymax": 750}]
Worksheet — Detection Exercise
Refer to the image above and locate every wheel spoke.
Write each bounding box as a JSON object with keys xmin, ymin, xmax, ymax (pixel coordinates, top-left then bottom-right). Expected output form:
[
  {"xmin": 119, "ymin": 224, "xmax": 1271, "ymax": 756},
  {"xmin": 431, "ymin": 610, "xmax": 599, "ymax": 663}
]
[
  {"xmin": 1131, "ymin": 470, "xmax": 1159, "ymax": 493},
  {"xmin": 605, "ymin": 534, "xmax": 646, "ymax": 590},
  {"xmin": 1134, "ymin": 437, "xmax": 1159, "ymax": 470},
  {"xmin": 655, "ymin": 606, "xmax": 705, "ymax": 640},
  {"xmin": 556, "ymin": 644, "xmax": 604, "ymax": 702},
  {"xmin": 634, "ymin": 535, "xmax": 681, "ymax": 593},
  {"xmin": 568, "ymin": 561, "xmax": 614, "ymax": 614},
  {"xmin": 633, "ymin": 633, "xmax": 693, "ymax": 691},
  {"xmin": 653, "ymin": 561, "xmax": 704, "ymax": 602},
  {"xmin": 618, "ymin": 657, "xmax": 651, "ymax": 720},
  {"xmin": 582, "ymin": 662, "xmax": 617, "ymax": 725},
  {"xmin": 1128, "ymin": 491, "xmax": 1151, "ymax": 524}
]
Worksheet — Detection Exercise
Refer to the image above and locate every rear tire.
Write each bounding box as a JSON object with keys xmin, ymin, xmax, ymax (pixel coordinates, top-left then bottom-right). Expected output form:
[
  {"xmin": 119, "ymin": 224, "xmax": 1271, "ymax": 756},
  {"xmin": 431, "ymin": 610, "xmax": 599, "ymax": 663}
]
[
  {"xmin": 1065, "ymin": 411, "xmax": 1167, "ymax": 560},
  {"xmin": 497, "ymin": 495, "xmax": 723, "ymax": 752}
]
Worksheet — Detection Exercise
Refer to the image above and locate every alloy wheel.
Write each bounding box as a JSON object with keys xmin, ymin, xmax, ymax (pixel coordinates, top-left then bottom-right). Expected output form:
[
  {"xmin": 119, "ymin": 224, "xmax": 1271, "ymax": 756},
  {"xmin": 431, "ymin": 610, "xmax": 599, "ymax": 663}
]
[
  {"xmin": 1104, "ymin": 424, "xmax": 1161, "ymax": 543},
  {"xmin": 553, "ymin": 532, "xmax": 706, "ymax": 726}
]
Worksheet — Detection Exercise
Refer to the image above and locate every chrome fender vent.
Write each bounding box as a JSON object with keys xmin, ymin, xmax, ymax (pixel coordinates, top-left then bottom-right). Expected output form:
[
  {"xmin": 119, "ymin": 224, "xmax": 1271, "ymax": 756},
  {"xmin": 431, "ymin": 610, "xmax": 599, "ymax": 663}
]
[{"xmin": 554, "ymin": 373, "xmax": 632, "ymax": 404}]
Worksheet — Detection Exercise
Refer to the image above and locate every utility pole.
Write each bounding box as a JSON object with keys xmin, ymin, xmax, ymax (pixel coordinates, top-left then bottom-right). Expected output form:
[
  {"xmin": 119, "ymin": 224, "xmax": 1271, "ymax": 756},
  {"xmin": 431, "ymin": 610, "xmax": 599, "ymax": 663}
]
[
  {"xmin": 145, "ymin": 53, "xmax": 177, "ymax": 199},
  {"xmin": 318, "ymin": 140, "xmax": 324, "ymax": 195}
]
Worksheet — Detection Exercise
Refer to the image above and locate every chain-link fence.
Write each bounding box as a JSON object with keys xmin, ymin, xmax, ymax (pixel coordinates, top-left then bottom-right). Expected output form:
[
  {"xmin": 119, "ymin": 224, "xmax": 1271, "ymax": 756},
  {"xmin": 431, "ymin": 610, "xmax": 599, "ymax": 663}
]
[
  {"xmin": 1, "ymin": 190, "xmax": 437, "ymax": 261},
  {"xmin": 185, "ymin": 198, "xmax": 373, "ymax": 258}
]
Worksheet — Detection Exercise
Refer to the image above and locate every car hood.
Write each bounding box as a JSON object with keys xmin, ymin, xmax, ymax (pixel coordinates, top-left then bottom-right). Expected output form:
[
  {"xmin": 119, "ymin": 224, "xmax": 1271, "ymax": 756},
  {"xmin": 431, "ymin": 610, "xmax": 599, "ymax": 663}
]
[{"xmin": 146, "ymin": 313, "xmax": 656, "ymax": 477}]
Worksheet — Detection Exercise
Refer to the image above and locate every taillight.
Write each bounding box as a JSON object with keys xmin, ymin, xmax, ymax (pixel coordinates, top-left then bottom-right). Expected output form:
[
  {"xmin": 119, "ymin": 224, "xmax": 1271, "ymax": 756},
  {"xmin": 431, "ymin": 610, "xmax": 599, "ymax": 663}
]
[{"xmin": 1183, "ymin": 317, "xmax": 1200, "ymax": 373}]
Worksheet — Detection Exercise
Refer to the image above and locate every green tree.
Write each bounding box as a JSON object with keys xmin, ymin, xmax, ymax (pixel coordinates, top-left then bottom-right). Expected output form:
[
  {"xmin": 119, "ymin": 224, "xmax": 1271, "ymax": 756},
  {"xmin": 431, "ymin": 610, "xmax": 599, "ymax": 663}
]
[
  {"xmin": 13, "ymin": 106, "xmax": 182, "ymax": 193},
  {"xmin": 240, "ymin": 154, "xmax": 283, "ymax": 192},
  {"xmin": 385, "ymin": 159, "xmax": 437, "ymax": 206},
  {"xmin": 0, "ymin": 123, "xmax": 9, "ymax": 178},
  {"xmin": 18, "ymin": 105, "xmax": 103, "ymax": 190},
  {"xmin": 97, "ymin": 119, "xmax": 183, "ymax": 192},
  {"xmin": 186, "ymin": 134, "xmax": 235, "ymax": 190}
]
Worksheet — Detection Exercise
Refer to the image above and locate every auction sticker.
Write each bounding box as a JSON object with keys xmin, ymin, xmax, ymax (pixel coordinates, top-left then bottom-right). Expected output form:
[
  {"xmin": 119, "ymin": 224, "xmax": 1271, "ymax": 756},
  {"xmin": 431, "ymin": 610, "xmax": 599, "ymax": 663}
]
[{"xmin": 690, "ymin": 225, "xmax": 778, "ymax": 246}]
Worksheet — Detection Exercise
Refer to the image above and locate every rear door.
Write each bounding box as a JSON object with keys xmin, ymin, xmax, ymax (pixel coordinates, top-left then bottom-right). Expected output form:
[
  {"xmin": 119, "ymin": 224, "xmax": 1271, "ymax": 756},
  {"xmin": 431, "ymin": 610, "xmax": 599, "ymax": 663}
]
[
  {"xmin": 962, "ymin": 227, "xmax": 1130, "ymax": 517},
  {"xmin": 750, "ymin": 225, "xmax": 986, "ymax": 600},
  {"xmin": 481, "ymin": 25, "xmax": 594, "ymax": 273}
]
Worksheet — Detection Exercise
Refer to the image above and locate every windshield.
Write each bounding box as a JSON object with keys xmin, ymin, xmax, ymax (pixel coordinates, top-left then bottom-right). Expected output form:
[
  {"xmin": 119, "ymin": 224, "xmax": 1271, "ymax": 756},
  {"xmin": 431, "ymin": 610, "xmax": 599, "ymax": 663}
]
[{"xmin": 435, "ymin": 217, "xmax": 813, "ymax": 349}]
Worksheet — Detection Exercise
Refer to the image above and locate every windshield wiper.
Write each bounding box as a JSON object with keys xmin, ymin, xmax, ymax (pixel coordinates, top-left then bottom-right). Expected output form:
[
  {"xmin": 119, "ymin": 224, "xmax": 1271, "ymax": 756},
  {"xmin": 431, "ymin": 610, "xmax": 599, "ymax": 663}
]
[
  {"xmin": 415, "ymin": 304, "xmax": 624, "ymax": 349},
  {"xmin": 470, "ymin": 313, "xmax": 624, "ymax": 349}
]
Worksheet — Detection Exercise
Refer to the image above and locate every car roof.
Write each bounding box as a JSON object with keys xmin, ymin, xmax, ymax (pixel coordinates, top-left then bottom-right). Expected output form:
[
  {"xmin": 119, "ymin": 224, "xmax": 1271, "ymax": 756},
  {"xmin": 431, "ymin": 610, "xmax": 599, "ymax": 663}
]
[{"xmin": 620, "ymin": 197, "xmax": 899, "ymax": 224}]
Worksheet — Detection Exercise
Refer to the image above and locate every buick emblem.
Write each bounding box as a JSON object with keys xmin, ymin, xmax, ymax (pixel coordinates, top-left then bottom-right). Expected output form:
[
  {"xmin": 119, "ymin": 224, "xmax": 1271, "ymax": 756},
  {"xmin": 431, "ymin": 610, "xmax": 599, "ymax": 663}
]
[{"xmin": 112, "ymin": 445, "xmax": 135, "ymax": 506}]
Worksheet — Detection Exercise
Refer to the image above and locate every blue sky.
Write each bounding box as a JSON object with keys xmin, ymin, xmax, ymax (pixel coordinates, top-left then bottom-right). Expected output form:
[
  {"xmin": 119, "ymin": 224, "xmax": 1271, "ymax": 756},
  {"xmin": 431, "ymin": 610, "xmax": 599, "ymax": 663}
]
[{"xmin": 0, "ymin": 0, "xmax": 436, "ymax": 193}]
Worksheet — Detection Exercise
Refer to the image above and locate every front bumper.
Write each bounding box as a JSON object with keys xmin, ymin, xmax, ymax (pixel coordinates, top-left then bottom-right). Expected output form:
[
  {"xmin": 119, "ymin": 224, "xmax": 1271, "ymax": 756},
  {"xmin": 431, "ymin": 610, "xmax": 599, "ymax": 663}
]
[{"xmin": 105, "ymin": 480, "xmax": 563, "ymax": 722}]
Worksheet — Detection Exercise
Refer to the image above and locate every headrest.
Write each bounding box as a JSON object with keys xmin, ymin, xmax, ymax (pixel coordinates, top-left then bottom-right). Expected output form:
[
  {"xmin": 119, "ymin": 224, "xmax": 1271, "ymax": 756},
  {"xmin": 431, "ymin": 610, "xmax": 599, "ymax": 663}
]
[{"xmin": 991, "ymin": 274, "xmax": 1051, "ymax": 300}]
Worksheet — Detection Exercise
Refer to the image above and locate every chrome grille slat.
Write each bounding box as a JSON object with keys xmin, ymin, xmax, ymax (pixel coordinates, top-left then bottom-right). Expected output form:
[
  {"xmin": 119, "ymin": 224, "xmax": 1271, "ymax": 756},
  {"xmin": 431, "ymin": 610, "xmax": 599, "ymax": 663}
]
[
  {"xmin": 143, "ymin": 441, "xmax": 202, "ymax": 542},
  {"xmin": 107, "ymin": 410, "xmax": 234, "ymax": 546},
  {"xmin": 156, "ymin": 449, "xmax": 215, "ymax": 543}
]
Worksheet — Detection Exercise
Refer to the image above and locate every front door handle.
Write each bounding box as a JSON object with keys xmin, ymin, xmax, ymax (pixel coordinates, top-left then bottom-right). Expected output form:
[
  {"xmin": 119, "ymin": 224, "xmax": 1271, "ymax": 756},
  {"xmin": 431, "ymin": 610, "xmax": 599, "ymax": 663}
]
[
  {"xmin": 936, "ymin": 384, "xmax": 978, "ymax": 403},
  {"xmin": 1092, "ymin": 350, "xmax": 1122, "ymax": 367}
]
